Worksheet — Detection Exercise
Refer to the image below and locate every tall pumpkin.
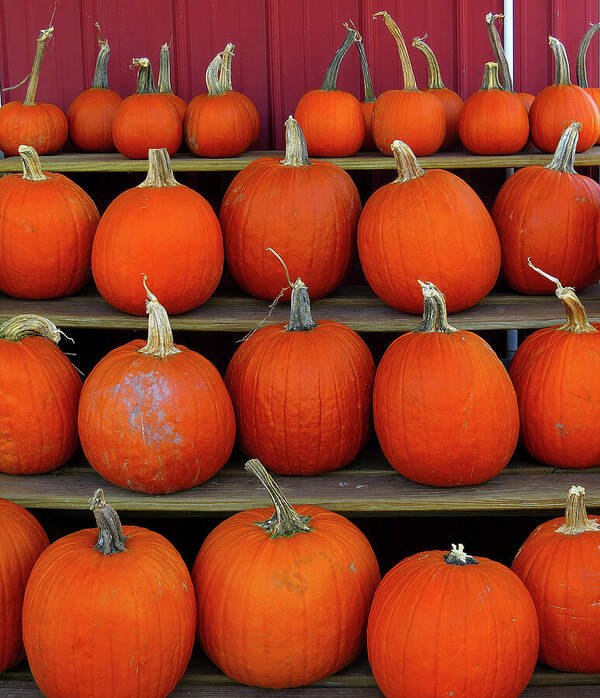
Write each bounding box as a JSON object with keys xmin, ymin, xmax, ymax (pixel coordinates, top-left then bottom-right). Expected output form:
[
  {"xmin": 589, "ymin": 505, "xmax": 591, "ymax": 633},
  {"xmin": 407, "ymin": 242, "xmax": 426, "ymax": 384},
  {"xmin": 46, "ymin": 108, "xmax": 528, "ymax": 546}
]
[
  {"xmin": 355, "ymin": 31, "xmax": 377, "ymax": 150},
  {"xmin": 157, "ymin": 42, "xmax": 187, "ymax": 120},
  {"xmin": 368, "ymin": 543, "xmax": 539, "ymax": 697},
  {"xmin": 220, "ymin": 116, "xmax": 361, "ymax": 301},
  {"xmin": 371, "ymin": 11, "xmax": 445, "ymax": 156},
  {"xmin": 23, "ymin": 490, "xmax": 196, "ymax": 698},
  {"xmin": 225, "ymin": 275, "xmax": 375, "ymax": 475},
  {"xmin": 513, "ymin": 485, "xmax": 600, "ymax": 672},
  {"xmin": 193, "ymin": 458, "xmax": 380, "ymax": 689},
  {"xmin": 358, "ymin": 139, "xmax": 500, "ymax": 314},
  {"xmin": 492, "ymin": 121, "xmax": 600, "ymax": 294},
  {"xmin": 92, "ymin": 147, "xmax": 223, "ymax": 315},
  {"xmin": 577, "ymin": 22, "xmax": 600, "ymax": 144},
  {"xmin": 78, "ymin": 280, "xmax": 235, "ymax": 494},
  {"xmin": 374, "ymin": 282, "xmax": 519, "ymax": 486}
]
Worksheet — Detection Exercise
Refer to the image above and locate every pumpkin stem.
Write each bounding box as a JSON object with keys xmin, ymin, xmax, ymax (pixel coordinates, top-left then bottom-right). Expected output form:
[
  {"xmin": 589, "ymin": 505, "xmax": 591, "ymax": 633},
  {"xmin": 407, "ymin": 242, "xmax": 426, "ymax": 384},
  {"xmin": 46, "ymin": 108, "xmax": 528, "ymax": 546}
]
[
  {"xmin": 576, "ymin": 23, "xmax": 600, "ymax": 88},
  {"xmin": 485, "ymin": 13, "xmax": 514, "ymax": 92},
  {"xmin": 412, "ymin": 35, "xmax": 446, "ymax": 90},
  {"xmin": 286, "ymin": 279, "xmax": 318, "ymax": 331},
  {"xmin": 132, "ymin": 57, "xmax": 157, "ymax": 94},
  {"xmin": 245, "ymin": 459, "xmax": 313, "ymax": 538},
  {"xmin": 391, "ymin": 139, "xmax": 426, "ymax": 183},
  {"xmin": 24, "ymin": 25, "xmax": 54, "ymax": 106},
  {"xmin": 549, "ymin": 36, "xmax": 572, "ymax": 86},
  {"xmin": 206, "ymin": 50, "xmax": 226, "ymax": 97},
  {"xmin": 527, "ymin": 258, "xmax": 596, "ymax": 334},
  {"xmin": 89, "ymin": 489, "xmax": 128, "ymax": 555},
  {"xmin": 444, "ymin": 543, "xmax": 479, "ymax": 565},
  {"xmin": 414, "ymin": 281, "xmax": 458, "ymax": 334},
  {"xmin": 137, "ymin": 275, "xmax": 182, "ymax": 358},
  {"xmin": 321, "ymin": 25, "xmax": 359, "ymax": 91},
  {"xmin": 138, "ymin": 147, "xmax": 179, "ymax": 188},
  {"xmin": 545, "ymin": 121, "xmax": 582, "ymax": 174},
  {"xmin": 91, "ymin": 34, "xmax": 110, "ymax": 89},
  {"xmin": 157, "ymin": 42, "xmax": 174, "ymax": 94},
  {"xmin": 355, "ymin": 30, "xmax": 376, "ymax": 102},
  {"xmin": 0, "ymin": 314, "xmax": 62, "ymax": 343},
  {"xmin": 18, "ymin": 145, "xmax": 47, "ymax": 181},
  {"xmin": 280, "ymin": 116, "xmax": 311, "ymax": 167},
  {"xmin": 374, "ymin": 11, "xmax": 419, "ymax": 92},
  {"xmin": 218, "ymin": 42, "xmax": 235, "ymax": 93},
  {"xmin": 480, "ymin": 62, "xmax": 503, "ymax": 91},
  {"xmin": 556, "ymin": 486, "xmax": 600, "ymax": 535}
]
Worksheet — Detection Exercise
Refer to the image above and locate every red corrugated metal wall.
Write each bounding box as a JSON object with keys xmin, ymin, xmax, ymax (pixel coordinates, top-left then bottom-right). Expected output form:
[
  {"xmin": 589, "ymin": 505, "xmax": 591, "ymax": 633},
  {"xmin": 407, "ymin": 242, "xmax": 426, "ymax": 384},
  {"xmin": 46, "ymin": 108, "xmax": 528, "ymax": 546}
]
[{"xmin": 0, "ymin": 0, "xmax": 598, "ymax": 149}]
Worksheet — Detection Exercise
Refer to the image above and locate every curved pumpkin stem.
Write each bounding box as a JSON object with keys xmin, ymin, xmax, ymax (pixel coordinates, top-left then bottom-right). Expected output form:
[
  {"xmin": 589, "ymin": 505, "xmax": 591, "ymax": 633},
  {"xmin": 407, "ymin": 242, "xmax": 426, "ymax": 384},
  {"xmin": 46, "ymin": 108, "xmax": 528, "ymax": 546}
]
[
  {"xmin": 355, "ymin": 31, "xmax": 376, "ymax": 102},
  {"xmin": 414, "ymin": 281, "xmax": 457, "ymax": 334},
  {"xmin": 23, "ymin": 25, "xmax": 54, "ymax": 106},
  {"xmin": 577, "ymin": 23, "xmax": 600, "ymax": 88},
  {"xmin": 132, "ymin": 57, "xmax": 157, "ymax": 94},
  {"xmin": 0, "ymin": 314, "xmax": 62, "ymax": 343},
  {"xmin": 480, "ymin": 62, "xmax": 503, "ymax": 91},
  {"xmin": 265, "ymin": 248, "xmax": 318, "ymax": 331},
  {"xmin": 157, "ymin": 42, "xmax": 174, "ymax": 94},
  {"xmin": 89, "ymin": 489, "xmax": 128, "ymax": 555},
  {"xmin": 374, "ymin": 11, "xmax": 418, "ymax": 91},
  {"xmin": 92, "ymin": 31, "xmax": 110, "ymax": 89},
  {"xmin": 244, "ymin": 459, "xmax": 313, "ymax": 538},
  {"xmin": 18, "ymin": 145, "xmax": 47, "ymax": 181},
  {"xmin": 444, "ymin": 543, "xmax": 479, "ymax": 565},
  {"xmin": 412, "ymin": 36, "xmax": 446, "ymax": 90},
  {"xmin": 137, "ymin": 275, "xmax": 182, "ymax": 358},
  {"xmin": 549, "ymin": 36, "xmax": 572, "ymax": 86},
  {"xmin": 321, "ymin": 25, "xmax": 359, "ymax": 91},
  {"xmin": 485, "ymin": 13, "xmax": 514, "ymax": 92},
  {"xmin": 545, "ymin": 121, "xmax": 581, "ymax": 174},
  {"xmin": 391, "ymin": 140, "xmax": 426, "ymax": 183},
  {"xmin": 206, "ymin": 50, "xmax": 226, "ymax": 96},
  {"xmin": 556, "ymin": 486, "xmax": 600, "ymax": 535},
  {"xmin": 218, "ymin": 42, "xmax": 235, "ymax": 93},
  {"xmin": 280, "ymin": 116, "xmax": 311, "ymax": 167},
  {"xmin": 138, "ymin": 148, "xmax": 179, "ymax": 187}
]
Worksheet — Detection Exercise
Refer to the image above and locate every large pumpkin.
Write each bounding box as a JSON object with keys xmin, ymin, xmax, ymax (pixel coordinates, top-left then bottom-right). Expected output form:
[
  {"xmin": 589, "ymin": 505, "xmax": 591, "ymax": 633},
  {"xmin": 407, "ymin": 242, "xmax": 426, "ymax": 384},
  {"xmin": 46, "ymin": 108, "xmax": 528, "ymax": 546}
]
[
  {"xmin": 157, "ymin": 42, "xmax": 187, "ymax": 120},
  {"xmin": 220, "ymin": 116, "xmax": 361, "ymax": 301},
  {"xmin": 368, "ymin": 543, "xmax": 539, "ymax": 697},
  {"xmin": 355, "ymin": 31, "xmax": 377, "ymax": 150},
  {"xmin": 358, "ymin": 139, "xmax": 500, "ymax": 314},
  {"xmin": 577, "ymin": 22, "xmax": 600, "ymax": 144},
  {"xmin": 193, "ymin": 458, "xmax": 380, "ymax": 689},
  {"xmin": 0, "ymin": 499, "xmax": 48, "ymax": 674},
  {"xmin": 374, "ymin": 282, "xmax": 519, "ymax": 486},
  {"xmin": 23, "ymin": 490, "xmax": 196, "ymax": 697},
  {"xmin": 78, "ymin": 280, "xmax": 235, "ymax": 494},
  {"xmin": 225, "ymin": 275, "xmax": 375, "ymax": 475},
  {"xmin": 92, "ymin": 147, "xmax": 223, "ymax": 315},
  {"xmin": 513, "ymin": 485, "xmax": 600, "ymax": 672},
  {"xmin": 0, "ymin": 145, "xmax": 100, "ymax": 299},
  {"xmin": 492, "ymin": 121, "xmax": 600, "ymax": 294},
  {"xmin": 0, "ymin": 314, "xmax": 82, "ymax": 475}
]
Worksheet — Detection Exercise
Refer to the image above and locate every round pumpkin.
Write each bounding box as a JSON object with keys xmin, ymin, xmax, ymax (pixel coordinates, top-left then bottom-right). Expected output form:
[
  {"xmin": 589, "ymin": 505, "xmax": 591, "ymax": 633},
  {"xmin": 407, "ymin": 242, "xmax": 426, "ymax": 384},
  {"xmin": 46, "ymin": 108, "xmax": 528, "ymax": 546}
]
[
  {"xmin": 92, "ymin": 147, "xmax": 223, "ymax": 315},
  {"xmin": 358, "ymin": 139, "xmax": 500, "ymax": 314},
  {"xmin": 225, "ymin": 275, "xmax": 375, "ymax": 475},
  {"xmin": 513, "ymin": 485, "xmax": 600, "ymax": 672},
  {"xmin": 492, "ymin": 121, "xmax": 600, "ymax": 294},
  {"xmin": 374, "ymin": 282, "xmax": 519, "ymax": 486},
  {"xmin": 368, "ymin": 543, "xmax": 539, "ymax": 697},
  {"xmin": 193, "ymin": 458, "xmax": 380, "ymax": 689},
  {"xmin": 0, "ymin": 315, "xmax": 82, "ymax": 475},
  {"xmin": 23, "ymin": 490, "xmax": 196, "ymax": 698},
  {"xmin": 0, "ymin": 499, "xmax": 48, "ymax": 674},
  {"xmin": 0, "ymin": 145, "xmax": 100, "ymax": 299},
  {"xmin": 157, "ymin": 42, "xmax": 187, "ymax": 120},
  {"xmin": 577, "ymin": 22, "xmax": 600, "ymax": 144},
  {"xmin": 356, "ymin": 32, "xmax": 377, "ymax": 150},
  {"xmin": 78, "ymin": 281, "xmax": 235, "ymax": 494},
  {"xmin": 220, "ymin": 116, "xmax": 361, "ymax": 301}
]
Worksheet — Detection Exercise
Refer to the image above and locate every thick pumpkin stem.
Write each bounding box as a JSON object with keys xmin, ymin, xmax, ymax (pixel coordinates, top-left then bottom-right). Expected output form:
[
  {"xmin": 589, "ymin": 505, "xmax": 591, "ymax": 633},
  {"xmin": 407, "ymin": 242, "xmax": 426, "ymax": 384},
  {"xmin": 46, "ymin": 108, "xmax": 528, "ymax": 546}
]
[
  {"xmin": 321, "ymin": 26, "xmax": 359, "ymax": 91},
  {"xmin": 576, "ymin": 24, "xmax": 600, "ymax": 88},
  {"xmin": 391, "ymin": 140, "xmax": 426, "ymax": 183},
  {"xmin": 281, "ymin": 116, "xmax": 311, "ymax": 166},
  {"xmin": 89, "ymin": 489, "xmax": 128, "ymax": 555},
  {"xmin": 157, "ymin": 43, "xmax": 174, "ymax": 94},
  {"xmin": 480, "ymin": 62, "xmax": 503, "ymax": 91},
  {"xmin": 132, "ymin": 58, "xmax": 157, "ymax": 94},
  {"xmin": 527, "ymin": 258, "xmax": 596, "ymax": 334},
  {"xmin": 287, "ymin": 280, "xmax": 318, "ymax": 331},
  {"xmin": 218, "ymin": 43, "xmax": 235, "ymax": 93},
  {"xmin": 23, "ymin": 26, "xmax": 54, "ymax": 106},
  {"xmin": 245, "ymin": 459, "xmax": 313, "ymax": 538},
  {"xmin": 92, "ymin": 36, "xmax": 110, "ymax": 89},
  {"xmin": 549, "ymin": 36, "xmax": 572, "ymax": 86},
  {"xmin": 18, "ymin": 145, "xmax": 47, "ymax": 181},
  {"xmin": 414, "ymin": 281, "xmax": 458, "ymax": 334},
  {"xmin": 374, "ymin": 11, "xmax": 419, "ymax": 92},
  {"xmin": 206, "ymin": 50, "xmax": 226, "ymax": 97},
  {"xmin": 485, "ymin": 13, "xmax": 514, "ymax": 92},
  {"xmin": 356, "ymin": 33, "xmax": 376, "ymax": 102},
  {"xmin": 412, "ymin": 36, "xmax": 446, "ymax": 90},
  {"xmin": 137, "ymin": 276, "xmax": 182, "ymax": 358},
  {"xmin": 556, "ymin": 486, "xmax": 600, "ymax": 535},
  {"xmin": 545, "ymin": 121, "xmax": 581, "ymax": 174},
  {"xmin": 138, "ymin": 148, "xmax": 179, "ymax": 188},
  {"xmin": 444, "ymin": 543, "xmax": 479, "ymax": 565},
  {"xmin": 0, "ymin": 315, "xmax": 61, "ymax": 343}
]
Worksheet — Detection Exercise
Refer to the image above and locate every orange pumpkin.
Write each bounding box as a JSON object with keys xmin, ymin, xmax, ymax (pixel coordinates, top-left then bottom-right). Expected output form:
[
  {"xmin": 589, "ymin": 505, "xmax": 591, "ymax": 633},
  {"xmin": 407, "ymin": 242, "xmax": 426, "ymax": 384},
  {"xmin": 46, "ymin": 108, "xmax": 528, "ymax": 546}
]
[
  {"xmin": 78, "ymin": 280, "xmax": 235, "ymax": 494},
  {"xmin": 368, "ymin": 543, "xmax": 539, "ymax": 697},
  {"xmin": 157, "ymin": 42, "xmax": 187, "ymax": 120},
  {"xmin": 358, "ymin": 139, "xmax": 500, "ymax": 314},
  {"xmin": 23, "ymin": 490, "xmax": 196, "ymax": 698},
  {"xmin": 92, "ymin": 148, "xmax": 223, "ymax": 316},
  {"xmin": 355, "ymin": 31, "xmax": 377, "ymax": 150},
  {"xmin": 371, "ymin": 11, "xmax": 445, "ymax": 156},
  {"xmin": 220, "ymin": 116, "xmax": 361, "ymax": 301},
  {"xmin": 193, "ymin": 459, "xmax": 380, "ymax": 689},
  {"xmin": 0, "ymin": 315, "xmax": 82, "ymax": 475},
  {"xmin": 374, "ymin": 282, "xmax": 519, "ymax": 486},
  {"xmin": 577, "ymin": 22, "xmax": 600, "ymax": 144}
]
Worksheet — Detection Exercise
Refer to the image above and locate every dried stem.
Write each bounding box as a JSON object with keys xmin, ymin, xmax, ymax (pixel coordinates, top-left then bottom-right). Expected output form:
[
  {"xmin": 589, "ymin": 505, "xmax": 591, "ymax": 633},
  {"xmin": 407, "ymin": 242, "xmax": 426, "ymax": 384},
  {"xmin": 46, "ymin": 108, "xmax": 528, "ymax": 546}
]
[
  {"xmin": 480, "ymin": 62, "xmax": 503, "ymax": 91},
  {"xmin": 137, "ymin": 275, "xmax": 182, "ymax": 358},
  {"xmin": 444, "ymin": 543, "xmax": 479, "ymax": 565},
  {"xmin": 412, "ymin": 35, "xmax": 446, "ymax": 90},
  {"xmin": 414, "ymin": 281, "xmax": 458, "ymax": 334},
  {"xmin": 18, "ymin": 145, "xmax": 47, "ymax": 181},
  {"xmin": 0, "ymin": 315, "xmax": 62, "ymax": 343},
  {"xmin": 89, "ymin": 489, "xmax": 128, "ymax": 555},
  {"xmin": 138, "ymin": 148, "xmax": 179, "ymax": 187},
  {"xmin": 486, "ymin": 13, "xmax": 514, "ymax": 91},
  {"xmin": 545, "ymin": 122, "xmax": 582, "ymax": 174},
  {"xmin": 374, "ymin": 11, "xmax": 418, "ymax": 91},
  {"xmin": 280, "ymin": 116, "xmax": 311, "ymax": 167},
  {"xmin": 391, "ymin": 139, "xmax": 426, "ymax": 183},
  {"xmin": 24, "ymin": 26, "xmax": 55, "ymax": 105},
  {"xmin": 556, "ymin": 486, "xmax": 600, "ymax": 535},
  {"xmin": 321, "ymin": 26, "xmax": 359, "ymax": 91},
  {"xmin": 549, "ymin": 36, "xmax": 572, "ymax": 86},
  {"xmin": 577, "ymin": 23, "xmax": 600, "ymax": 88}
]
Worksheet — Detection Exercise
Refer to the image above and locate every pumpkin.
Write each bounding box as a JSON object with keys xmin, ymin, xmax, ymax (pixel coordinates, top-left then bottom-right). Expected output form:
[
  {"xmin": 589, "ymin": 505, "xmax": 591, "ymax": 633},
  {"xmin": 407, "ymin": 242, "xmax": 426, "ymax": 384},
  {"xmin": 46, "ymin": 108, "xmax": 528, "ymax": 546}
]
[
  {"xmin": 157, "ymin": 42, "xmax": 187, "ymax": 120},
  {"xmin": 192, "ymin": 458, "xmax": 380, "ymax": 689},
  {"xmin": 0, "ymin": 26, "xmax": 67, "ymax": 156},
  {"xmin": 220, "ymin": 116, "xmax": 361, "ymax": 301},
  {"xmin": 513, "ymin": 485, "xmax": 600, "ymax": 672},
  {"xmin": 112, "ymin": 57, "xmax": 182, "ymax": 159},
  {"xmin": 92, "ymin": 147, "xmax": 223, "ymax": 315},
  {"xmin": 355, "ymin": 30, "xmax": 377, "ymax": 150},
  {"xmin": 530, "ymin": 36, "xmax": 600, "ymax": 153},
  {"xmin": 458, "ymin": 62, "xmax": 529, "ymax": 155},
  {"xmin": 357, "ymin": 139, "xmax": 500, "ymax": 314},
  {"xmin": 23, "ymin": 489, "xmax": 196, "ymax": 697},
  {"xmin": 0, "ymin": 145, "xmax": 100, "ymax": 299},
  {"xmin": 225, "ymin": 273, "xmax": 375, "ymax": 475},
  {"xmin": 67, "ymin": 28, "xmax": 122, "ymax": 152},
  {"xmin": 0, "ymin": 314, "xmax": 82, "ymax": 475},
  {"xmin": 78, "ymin": 279, "xmax": 235, "ymax": 494},
  {"xmin": 577, "ymin": 22, "xmax": 600, "ymax": 144},
  {"xmin": 0, "ymin": 499, "xmax": 48, "ymax": 674},
  {"xmin": 373, "ymin": 282, "xmax": 519, "ymax": 486},
  {"xmin": 371, "ymin": 11, "xmax": 445, "ymax": 156},
  {"xmin": 294, "ymin": 25, "xmax": 364, "ymax": 156},
  {"xmin": 368, "ymin": 543, "xmax": 539, "ymax": 697},
  {"xmin": 185, "ymin": 43, "xmax": 260, "ymax": 157},
  {"xmin": 412, "ymin": 35, "xmax": 463, "ymax": 150},
  {"xmin": 492, "ymin": 121, "xmax": 600, "ymax": 294},
  {"xmin": 509, "ymin": 261, "xmax": 600, "ymax": 468}
]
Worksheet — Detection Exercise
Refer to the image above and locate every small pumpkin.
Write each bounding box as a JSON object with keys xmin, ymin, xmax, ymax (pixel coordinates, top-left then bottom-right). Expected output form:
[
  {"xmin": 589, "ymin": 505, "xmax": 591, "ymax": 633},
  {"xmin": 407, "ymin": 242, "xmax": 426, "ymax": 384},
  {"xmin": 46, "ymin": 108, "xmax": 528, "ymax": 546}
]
[
  {"xmin": 355, "ymin": 30, "xmax": 377, "ymax": 150},
  {"xmin": 0, "ymin": 315, "xmax": 82, "ymax": 475},
  {"xmin": 577, "ymin": 22, "xmax": 600, "ymax": 144},
  {"xmin": 157, "ymin": 42, "xmax": 187, "ymax": 120},
  {"xmin": 192, "ymin": 458, "xmax": 380, "ymax": 689},
  {"xmin": 368, "ymin": 543, "xmax": 539, "ymax": 697},
  {"xmin": 23, "ymin": 490, "xmax": 196, "ymax": 697}
]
